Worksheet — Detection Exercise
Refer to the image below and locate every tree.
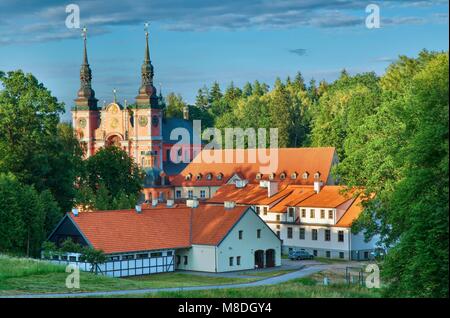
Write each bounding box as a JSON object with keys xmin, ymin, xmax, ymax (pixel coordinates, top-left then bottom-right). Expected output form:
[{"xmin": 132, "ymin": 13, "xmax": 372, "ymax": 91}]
[
  {"xmin": 335, "ymin": 51, "xmax": 448, "ymax": 297},
  {"xmin": 80, "ymin": 247, "xmax": 107, "ymax": 274},
  {"xmin": 0, "ymin": 173, "xmax": 46, "ymax": 257},
  {"xmin": 165, "ymin": 92, "xmax": 186, "ymax": 119},
  {"xmin": 195, "ymin": 86, "xmax": 209, "ymax": 109},
  {"xmin": 60, "ymin": 237, "xmax": 83, "ymax": 254},
  {"xmin": 209, "ymin": 81, "xmax": 222, "ymax": 103},
  {"xmin": 78, "ymin": 146, "xmax": 143, "ymax": 210},
  {"xmin": 0, "ymin": 71, "xmax": 81, "ymax": 212}
]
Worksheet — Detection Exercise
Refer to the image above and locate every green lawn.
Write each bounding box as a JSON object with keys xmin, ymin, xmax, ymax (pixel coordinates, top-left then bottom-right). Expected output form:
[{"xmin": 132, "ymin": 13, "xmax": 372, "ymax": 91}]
[
  {"xmin": 0, "ymin": 255, "xmax": 256, "ymax": 296},
  {"xmin": 104, "ymin": 277, "xmax": 381, "ymax": 298}
]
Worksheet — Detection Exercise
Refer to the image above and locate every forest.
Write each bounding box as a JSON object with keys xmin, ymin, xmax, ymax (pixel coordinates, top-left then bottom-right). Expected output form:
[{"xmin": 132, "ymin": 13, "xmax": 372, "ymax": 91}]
[{"xmin": 0, "ymin": 50, "xmax": 448, "ymax": 297}]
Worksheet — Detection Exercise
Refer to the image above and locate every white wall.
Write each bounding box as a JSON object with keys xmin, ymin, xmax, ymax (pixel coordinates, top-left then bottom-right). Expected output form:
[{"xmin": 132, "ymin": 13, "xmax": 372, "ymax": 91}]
[
  {"xmin": 174, "ymin": 186, "xmax": 221, "ymax": 199},
  {"xmin": 297, "ymin": 206, "xmax": 336, "ymax": 225},
  {"xmin": 176, "ymin": 245, "xmax": 216, "ymax": 272},
  {"xmin": 217, "ymin": 210, "xmax": 281, "ymax": 272}
]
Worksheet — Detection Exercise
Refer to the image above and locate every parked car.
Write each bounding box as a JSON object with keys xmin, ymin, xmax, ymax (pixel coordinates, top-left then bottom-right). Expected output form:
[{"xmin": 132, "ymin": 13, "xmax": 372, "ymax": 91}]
[{"xmin": 288, "ymin": 250, "xmax": 314, "ymax": 260}]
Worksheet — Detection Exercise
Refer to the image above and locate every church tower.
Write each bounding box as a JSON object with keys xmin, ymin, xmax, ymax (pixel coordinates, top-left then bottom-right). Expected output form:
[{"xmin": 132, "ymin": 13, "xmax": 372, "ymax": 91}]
[
  {"xmin": 72, "ymin": 27, "xmax": 99, "ymax": 157},
  {"xmin": 132, "ymin": 23, "xmax": 164, "ymax": 182}
]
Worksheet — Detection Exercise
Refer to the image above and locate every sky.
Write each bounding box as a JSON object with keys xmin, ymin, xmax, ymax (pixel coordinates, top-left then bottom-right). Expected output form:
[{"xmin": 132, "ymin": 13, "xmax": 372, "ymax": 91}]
[{"xmin": 0, "ymin": 0, "xmax": 448, "ymax": 122}]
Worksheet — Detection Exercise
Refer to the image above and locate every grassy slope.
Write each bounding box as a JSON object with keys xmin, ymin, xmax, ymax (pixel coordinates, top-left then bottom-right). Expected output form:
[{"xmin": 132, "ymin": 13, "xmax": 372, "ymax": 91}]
[
  {"xmin": 0, "ymin": 255, "xmax": 255, "ymax": 295},
  {"xmin": 102, "ymin": 277, "xmax": 381, "ymax": 298}
]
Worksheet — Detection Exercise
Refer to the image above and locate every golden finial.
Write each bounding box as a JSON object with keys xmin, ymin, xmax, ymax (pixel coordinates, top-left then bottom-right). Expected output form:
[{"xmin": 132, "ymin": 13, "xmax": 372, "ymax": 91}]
[
  {"xmin": 113, "ymin": 88, "xmax": 117, "ymax": 103},
  {"xmin": 144, "ymin": 22, "xmax": 149, "ymax": 37},
  {"xmin": 82, "ymin": 26, "xmax": 87, "ymax": 40}
]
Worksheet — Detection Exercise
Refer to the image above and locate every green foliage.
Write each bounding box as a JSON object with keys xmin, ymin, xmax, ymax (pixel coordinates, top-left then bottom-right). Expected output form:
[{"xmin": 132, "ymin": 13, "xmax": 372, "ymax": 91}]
[
  {"xmin": 59, "ymin": 238, "xmax": 83, "ymax": 254},
  {"xmin": 76, "ymin": 146, "xmax": 143, "ymax": 210},
  {"xmin": 334, "ymin": 51, "xmax": 449, "ymax": 297},
  {"xmin": 0, "ymin": 173, "xmax": 47, "ymax": 257},
  {"xmin": 164, "ymin": 92, "xmax": 186, "ymax": 118},
  {"xmin": 0, "ymin": 71, "xmax": 81, "ymax": 213},
  {"xmin": 79, "ymin": 247, "xmax": 107, "ymax": 274}
]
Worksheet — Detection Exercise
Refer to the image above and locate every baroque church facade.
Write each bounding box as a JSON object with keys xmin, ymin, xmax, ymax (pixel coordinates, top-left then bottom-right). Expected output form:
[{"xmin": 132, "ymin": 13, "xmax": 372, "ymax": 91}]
[{"xmin": 71, "ymin": 28, "xmax": 198, "ymax": 201}]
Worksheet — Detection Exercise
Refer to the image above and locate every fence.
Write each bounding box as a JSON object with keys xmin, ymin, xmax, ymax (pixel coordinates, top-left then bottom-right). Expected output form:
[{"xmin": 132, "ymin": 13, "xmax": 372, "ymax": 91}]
[{"xmin": 50, "ymin": 255, "xmax": 175, "ymax": 278}]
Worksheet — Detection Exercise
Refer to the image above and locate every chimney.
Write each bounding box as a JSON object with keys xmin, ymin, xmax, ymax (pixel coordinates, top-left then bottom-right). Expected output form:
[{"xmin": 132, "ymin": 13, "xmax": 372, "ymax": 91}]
[
  {"xmin": 314, "ymin": 172, "xmax": 322, "ymax": 193},
  {"xmin": 152, "ymin": 199, "xmax": 158, "ymax": 207},
  {"xmin": 314, "ymin": 180, "xmax": 323, "ymax": 193},
  {"xmin": 267, "ymin": 181, "xmax": 279, "ymax": 197},
  {"xmin": 186, "ymin": 198, "xmax": 199, "ymax": 208},
  {"xmin": 72, "ymin": 208, "xmax": 79, "ymax": 217},
  {"xmin": 224, "ymin": 201, "xmax": 236, "ymax": 209},
  {"xmin": 135, "ymin": 205, "xmax": 142, "ymax": 213},
  {"xmin": 166, "ymin": 199, "xmax": 174, "ymax": 207}
]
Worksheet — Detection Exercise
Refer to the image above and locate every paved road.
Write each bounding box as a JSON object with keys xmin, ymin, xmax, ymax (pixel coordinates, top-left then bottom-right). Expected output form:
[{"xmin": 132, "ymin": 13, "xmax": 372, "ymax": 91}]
[{"xmin": 1, "ymin": 264, "xmax": 330, "ymax": 298}]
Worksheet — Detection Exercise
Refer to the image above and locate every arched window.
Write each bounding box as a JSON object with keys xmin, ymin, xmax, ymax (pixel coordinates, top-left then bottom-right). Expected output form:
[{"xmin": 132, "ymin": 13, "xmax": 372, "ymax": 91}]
[
  {"xmin": 279, "ymin": 172, "xmax": 286, "ymax": 180},
  {"xmin": 206, "ymin": 173, "xmax": 213, "ymax": 180},
  {"xmin": 269, "ymin": 173, "xmax": 276, "ymax": 180},
  {"xmin": 196, "ymin": 173, "xmax": 202, "ymax": 181},
  {"xmin": 256, "ymin": 173, "xmax": 262, "ymax": 180},
  {"xmin": 291, "ymin": 172, "xmax": 297, "ymax": 180},
  {"xmin": 217, "ymin": 173, "xmax": 223, "ymax": 180},
  {"xmin": 185, "ymin": 173, "xmax": 192, "ymax": 181},
  {"xmin": 302, "ymin": 172, "xmax": 309, "ymax": 180}
]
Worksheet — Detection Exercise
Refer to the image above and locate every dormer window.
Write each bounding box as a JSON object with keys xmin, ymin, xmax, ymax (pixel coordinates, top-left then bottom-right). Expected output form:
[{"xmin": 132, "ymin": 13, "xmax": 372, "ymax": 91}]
[
  {"xmin": 291, "ymin": 172, "xmax": 297, "ymax": 180},
  {"xmin": 206, "ymin": 173, "xmax": 212, "ymax": 180},
  {"xmin": 196, "ymin": 173, "xmax": 202, "ymax": 181},
  {"xmin": 314, "ymin": 171, "xmax": 321, "ymax": 180},
  {"xmin": 217, "ymin": 173, "xmax": 223, "ymax": 180},
  {"xmin": 279, "ymin": 172, "xmax": 286, "ymax": 180},
  {"xmin": 255, "ymin": 173, "xmax": 262, "ymax": 180},
  {"xmin": 302, "ymin": 172, "xmax": 309, "ymax": 180},
  {"xmin": 185, "ymin": 173, "xmax": 192, "ymax": 181},
  {"xmin": 269, "ymin": 173, "xmax": 276, "ymax": 180}
]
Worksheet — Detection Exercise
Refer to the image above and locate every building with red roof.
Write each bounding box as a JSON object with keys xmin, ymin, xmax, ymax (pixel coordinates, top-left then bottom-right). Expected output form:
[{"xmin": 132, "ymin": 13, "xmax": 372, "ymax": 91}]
[{"xmin": 47, "ymin": 200, "xmax": 281, "ymax": 276}]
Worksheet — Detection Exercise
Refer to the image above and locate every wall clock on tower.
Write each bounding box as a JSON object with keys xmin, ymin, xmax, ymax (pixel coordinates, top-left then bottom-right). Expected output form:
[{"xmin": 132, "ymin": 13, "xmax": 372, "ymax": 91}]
[{"xmin": 78, "ymin": 118, "xmax": 87, "ymax": 128}]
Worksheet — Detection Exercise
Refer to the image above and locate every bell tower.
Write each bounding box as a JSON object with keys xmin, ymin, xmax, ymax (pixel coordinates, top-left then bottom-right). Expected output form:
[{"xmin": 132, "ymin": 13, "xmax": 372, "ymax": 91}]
[
  {"xmin": 72, "ymin": 26, "xmax": 99, "ymax": 157},
  {"xmin": 133, "ymin": 23, "xmax": 164, "ymax": 173}
]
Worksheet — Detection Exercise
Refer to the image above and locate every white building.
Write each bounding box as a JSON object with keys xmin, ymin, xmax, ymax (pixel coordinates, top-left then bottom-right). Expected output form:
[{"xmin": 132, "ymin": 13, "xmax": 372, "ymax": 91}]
[
  {"xmin": 47, "ymin": 200, "xmax": 281, "ymax": 277},
  {"xmin": 208, "ymin": 180, "xmax": 378, "ymax": 260}
]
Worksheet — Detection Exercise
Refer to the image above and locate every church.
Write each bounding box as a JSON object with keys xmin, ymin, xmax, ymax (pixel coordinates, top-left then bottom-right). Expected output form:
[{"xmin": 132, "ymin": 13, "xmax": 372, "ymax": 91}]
[{"xmin": 71, "ymin": 26, "xmax": 199, "ymax": 202}]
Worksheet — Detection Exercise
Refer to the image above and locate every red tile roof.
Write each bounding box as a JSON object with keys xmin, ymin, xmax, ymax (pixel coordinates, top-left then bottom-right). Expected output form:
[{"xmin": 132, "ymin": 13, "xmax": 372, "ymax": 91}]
[
  {"xmin": 269, "ymin": 186, "xmax": 316, "ymax": 212},
  {"xmin": 293, "ymin": 186, "xmax": 356, "ymax": 208},
  {"xmin": 207, "ymin": 183, "xmax": 268, "ymax": 205},
  {"xmin": 171, "ymin": 147, "xmax": 336, "ymax": 187},
  {"xmin": 67, "ymin": 205, "xmax": 249, "ymax": 254}
]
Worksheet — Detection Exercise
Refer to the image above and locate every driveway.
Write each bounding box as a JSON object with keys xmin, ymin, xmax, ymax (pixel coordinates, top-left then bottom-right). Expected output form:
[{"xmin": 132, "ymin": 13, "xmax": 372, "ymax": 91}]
[{"xmin": 1, "ymin": 264, "xmax": 331, "ymax": 298}]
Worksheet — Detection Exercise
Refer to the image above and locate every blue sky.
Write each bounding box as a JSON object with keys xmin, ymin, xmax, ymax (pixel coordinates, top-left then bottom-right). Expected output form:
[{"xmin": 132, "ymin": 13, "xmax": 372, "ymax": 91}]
[{"xmin": 0, "ymin": 0, "xmax": 448, "ymax": 121}]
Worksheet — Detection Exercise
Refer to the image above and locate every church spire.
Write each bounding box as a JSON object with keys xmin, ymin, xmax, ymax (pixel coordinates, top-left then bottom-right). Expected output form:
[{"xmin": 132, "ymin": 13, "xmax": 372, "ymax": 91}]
[
  {"xmin": 75, "ymin": 26, "xmax": 97, "ymax": 110},
  {"xmin": 135, "ymin": 22, "xmax": 158, "ymax": 108}
]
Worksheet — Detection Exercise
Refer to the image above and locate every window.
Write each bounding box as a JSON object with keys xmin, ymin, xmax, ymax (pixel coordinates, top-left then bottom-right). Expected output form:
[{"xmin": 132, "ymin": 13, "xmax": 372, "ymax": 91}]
[
  {"xmin": 280, "ymin": 172, "xmax": 286, "ymax": 180},
  {"xmin": 301, "ymin": 209, "xmax": 306, "ymax": 218},
  {"xmin": 257, "ymin": 229, "xmax": 261, "ymax": 239},
  {"xmin": 150, "ymin": 252, "xmax": 162, "ymax": 258},
  {"xmin": 269, "ymin": 173, "xmax": 275, "ymax": 180},
  {"xmin": 256, "ymin": 206, "xmax": 260, "ymax": 214},
  {"xmin": 276, "ymin": 214, "xmax": 280, "ymax": 221},
  {"xmin": 176, "ymin": 255, "xmax": 181, "ymax": 265},
  {"xmin": 288, "ymin": 208, "xmax": 294, "ymax": 218},
  {"xmin": 200, "ymin": 190, "xmax": 206, "ymax": 198},
  {"xmin": 166, "ymin": 251, "xmax": 173, "ymax": 256},
  {"xmin": 320, "ymin": 210, "xmax": 325, "ymax": 219},
  {"xmin": 310, "ymin": 209, "xmax": 315, "ymax": 218},
  {"xmin": 109, "ymin": 256, "xmax": 120, "ymax": 261},
  {"xmin": 137, "ymin": 253, "xmax": 148, "ymax": 259},
  {"xmin": 339, "ymin": 252, "xmax": 344, "ymax": 259},
  {"xmin": 326, "ymin": 251, "xmax": 331, "ymax": 258},
  {"xmin": 338, "ymin": 231, "xmax": 344, "ymax": 242},
  {"xmin": 299, "ymin": 228, "xmax": 305, "ymax": 240},
  {"xmin": 176, "ymin": 190, "xmax": 181, "ymax": 199},
  {"xmin": 185, "ymin": 173, "xmax": 192, "ymax": 181},
  {"xmin": 196, "ymin": 173, "xmax": 202, "ymax": 180},
  {"xmin": 328, "ymin": 210, "xmax": 333, "ymax": 219},
  {"xmin": 238, "ymin": 230, "xmax": 243, "ymax": 240},
  {"xmin": 364, "ymin": 251, "xmax": 369, "ymax": 259},
  {"xmin": 302, "ymin": 172, "xmax": 309, "ymax": 180},
  {"xmin": 287, "ymin": 227, "xmax": 293, "ymax": 239},
  {"xmin": 188, "ymin": 190, "xmax": 193, "ymax": 198},
  {"xmin": 263, "ymin": 207, "xmax": 268, "ymax": 215},
  {"xmin": 206, "ymin": 173, "xmax": 212, "ymax": 180},
  {"xmin": 122, "ymin": 255, "xmax": 134, "ymax": 260},
  {"xmin": 291, "ymin": 172, "xmax": 297, "ymax": 180},
  {"xmin": 256, "ymin": 173, "xmax": 262, "ymax": 180},
  {"xmin": 183, "ymin": 256, "xmax": 188, "ymax": 265},
  {"xmin": 312, "ymin": 229, "xmax": 318, "ymax": 240},
  {"xmin": 325, "ymin": 229, "xmax": 331, "ymax": 241},
  {"xmin": 276, "ymin": 231, "xmax": 280, "ymax": 237},
  {"xmin": 69, "ymin": 256, "xmax": 77, "ymax": 262},
  {"xmin": 229, "ymin": 257, "xmax": 234, "ymax": 266},
  {"xmin": 237, "ymin": 256, "xmax": 241, "ymax": 266},
  {"xmin": 217, "ymin": 173, "xmax": 223, "ymax": 180},
  {"xmin": 313, "ymin": 250, "xmax": 318, "ymax": 256}
]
